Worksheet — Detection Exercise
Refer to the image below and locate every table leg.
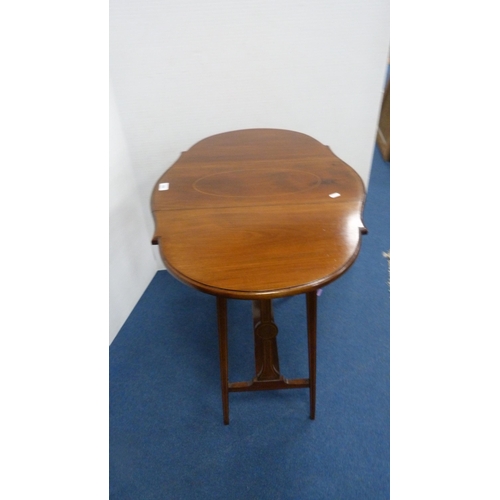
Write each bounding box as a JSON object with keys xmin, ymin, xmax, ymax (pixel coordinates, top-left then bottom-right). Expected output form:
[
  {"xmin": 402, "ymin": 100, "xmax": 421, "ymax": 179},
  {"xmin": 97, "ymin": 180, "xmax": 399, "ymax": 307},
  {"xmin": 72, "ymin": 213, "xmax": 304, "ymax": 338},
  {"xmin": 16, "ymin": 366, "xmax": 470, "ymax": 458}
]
[
  {"xmin": 216, "ymin": 295, "xmax": 316, "ymax": 424},
  {"xmin": 306, "ymin": 291, "xmax": 317, "ymax": 420},
  {"xmin": 216, "ymin": 296, "xmax": 229, "ymax": 425}
]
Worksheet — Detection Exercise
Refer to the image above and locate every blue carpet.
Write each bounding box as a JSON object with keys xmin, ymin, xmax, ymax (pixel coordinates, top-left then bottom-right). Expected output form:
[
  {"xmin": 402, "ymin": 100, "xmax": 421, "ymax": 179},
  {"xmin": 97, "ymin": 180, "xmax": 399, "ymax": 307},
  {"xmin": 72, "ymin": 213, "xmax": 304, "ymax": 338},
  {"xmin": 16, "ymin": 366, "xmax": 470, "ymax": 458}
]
[{"xmin": 110, "ymin": 144, "xmax": 390, "ymax": 499}]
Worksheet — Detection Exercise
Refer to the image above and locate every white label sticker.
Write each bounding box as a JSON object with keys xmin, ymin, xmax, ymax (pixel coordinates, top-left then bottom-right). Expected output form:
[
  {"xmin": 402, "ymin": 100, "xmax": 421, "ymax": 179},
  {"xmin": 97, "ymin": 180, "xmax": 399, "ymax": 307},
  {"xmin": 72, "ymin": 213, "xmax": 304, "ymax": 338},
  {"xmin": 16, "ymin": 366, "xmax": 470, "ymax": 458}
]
[
  {"xmin": 159, "ymin": 183, "xmax": 169, "ymax": 191},
  {"xmin": 329, "ymin": 192, "xmax": 340, "ymax": 198}
]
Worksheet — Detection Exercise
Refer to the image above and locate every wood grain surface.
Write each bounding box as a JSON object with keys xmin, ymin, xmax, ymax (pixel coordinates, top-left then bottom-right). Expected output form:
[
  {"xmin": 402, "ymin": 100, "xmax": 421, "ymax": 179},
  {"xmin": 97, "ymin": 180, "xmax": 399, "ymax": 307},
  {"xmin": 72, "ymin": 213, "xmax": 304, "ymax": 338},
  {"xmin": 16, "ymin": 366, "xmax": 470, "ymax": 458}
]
[{"xmin": 151, "ymin": 129, "xmax": 366, "ymax": 299}]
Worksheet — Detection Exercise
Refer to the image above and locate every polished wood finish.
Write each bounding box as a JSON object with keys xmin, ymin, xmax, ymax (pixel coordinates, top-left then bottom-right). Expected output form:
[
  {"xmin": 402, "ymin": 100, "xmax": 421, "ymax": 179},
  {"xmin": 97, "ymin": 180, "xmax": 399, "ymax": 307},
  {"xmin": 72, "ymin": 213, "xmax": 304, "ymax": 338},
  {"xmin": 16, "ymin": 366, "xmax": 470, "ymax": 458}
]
[
  {"xmin": 218, "ymin": 296, "xmax": 314, "ymax": 424},
  {"xmin": 377, "ymin": 80, "xmax": 390, "ymax": 161},
  {"xmin": 253, "ymin": 300, "xmax": 280, "ymax": 381},
  {"xmin": 306, "ymin": 291, "xmax": 317, "ymax": 420},
  {"xmin": 151, "ymin": 129, "xmax": 366, "ymax": 423},
  {"xmin": 216, "ymin": 296, "xmax": 229, "ymax": 425},
  {"xmin": 151, "ymin": 129, "xmax": 366, "ymax": 300}
]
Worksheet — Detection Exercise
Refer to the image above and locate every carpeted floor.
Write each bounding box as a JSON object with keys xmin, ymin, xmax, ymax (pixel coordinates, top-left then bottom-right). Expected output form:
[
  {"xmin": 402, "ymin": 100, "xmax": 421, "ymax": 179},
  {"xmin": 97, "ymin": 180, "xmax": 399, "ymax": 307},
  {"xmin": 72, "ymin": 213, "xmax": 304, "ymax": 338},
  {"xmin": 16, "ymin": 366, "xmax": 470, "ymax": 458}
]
[{"xmin": 110, "ymin": 144, "xmax": 390, "ymax": 499}]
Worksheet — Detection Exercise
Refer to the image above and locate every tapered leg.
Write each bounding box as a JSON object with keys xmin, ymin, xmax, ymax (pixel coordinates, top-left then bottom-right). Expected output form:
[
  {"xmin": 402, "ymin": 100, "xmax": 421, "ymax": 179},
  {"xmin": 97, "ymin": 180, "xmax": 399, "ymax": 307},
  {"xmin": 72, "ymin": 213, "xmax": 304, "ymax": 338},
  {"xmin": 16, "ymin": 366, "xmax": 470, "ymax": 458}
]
[
  {"xmin": 216, "ymin": 296, "xmax": 229, "ymax": 425},
  {"xmin": 306, "ymin": 291, "xmax": 317, "ymax": 420}
]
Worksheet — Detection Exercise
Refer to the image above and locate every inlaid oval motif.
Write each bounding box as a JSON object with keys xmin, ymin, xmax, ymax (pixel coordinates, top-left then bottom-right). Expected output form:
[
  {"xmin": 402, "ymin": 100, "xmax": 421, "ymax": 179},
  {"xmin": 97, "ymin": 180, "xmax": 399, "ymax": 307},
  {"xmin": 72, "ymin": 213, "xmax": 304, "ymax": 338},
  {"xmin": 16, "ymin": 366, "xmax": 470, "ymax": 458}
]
[{"xmin": 193, "ymin": 168, "xmax": 321, "ymax": 197}]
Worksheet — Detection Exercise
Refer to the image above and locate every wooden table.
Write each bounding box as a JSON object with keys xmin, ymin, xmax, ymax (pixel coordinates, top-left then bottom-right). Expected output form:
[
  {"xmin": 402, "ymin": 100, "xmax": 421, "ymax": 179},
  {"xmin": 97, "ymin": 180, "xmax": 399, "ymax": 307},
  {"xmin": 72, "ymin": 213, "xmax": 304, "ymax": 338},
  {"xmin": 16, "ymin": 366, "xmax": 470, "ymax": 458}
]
[{"xmin": 151, "ymin": 129, "xmax": 367, "ymax": 424}]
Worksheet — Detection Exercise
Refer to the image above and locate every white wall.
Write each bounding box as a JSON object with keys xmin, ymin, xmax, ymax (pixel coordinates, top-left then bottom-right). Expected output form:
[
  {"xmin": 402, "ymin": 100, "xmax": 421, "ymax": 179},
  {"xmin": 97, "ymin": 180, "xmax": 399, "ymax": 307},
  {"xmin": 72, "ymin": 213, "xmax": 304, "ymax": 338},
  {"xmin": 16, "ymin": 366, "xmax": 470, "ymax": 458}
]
[
  {"xmin": 110, "ymin": 0, "xmax": 389, "ymax": 234},
  {"xmin": 109, "ymin": 83, "xmax": 158, "ymax": 344},
  {"xmin": 109, "ymin": 0, "xmax": 389, "ymax": 342}
]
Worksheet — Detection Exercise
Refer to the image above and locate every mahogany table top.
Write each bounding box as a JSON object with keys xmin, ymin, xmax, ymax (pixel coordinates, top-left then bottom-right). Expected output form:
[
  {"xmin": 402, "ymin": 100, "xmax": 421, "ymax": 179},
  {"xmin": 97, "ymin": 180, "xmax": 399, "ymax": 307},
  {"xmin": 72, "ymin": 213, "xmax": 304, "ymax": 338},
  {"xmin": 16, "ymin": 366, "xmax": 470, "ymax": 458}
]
[{"xmin": 151, "ymin": 129, "xmax": 366, "ymax": 299}]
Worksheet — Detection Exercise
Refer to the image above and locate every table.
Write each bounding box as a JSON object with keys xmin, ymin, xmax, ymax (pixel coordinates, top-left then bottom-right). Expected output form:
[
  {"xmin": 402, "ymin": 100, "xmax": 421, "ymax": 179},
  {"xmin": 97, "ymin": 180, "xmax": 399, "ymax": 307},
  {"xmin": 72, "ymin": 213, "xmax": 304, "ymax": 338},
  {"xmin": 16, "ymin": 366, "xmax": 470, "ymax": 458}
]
[
  {"xmin": 151, "ymin": 129, "xmax": 367, "ymax": 424},
  {"xmin": 377, "ymin": 79, "xmax": 390, "ymax": 161}
]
